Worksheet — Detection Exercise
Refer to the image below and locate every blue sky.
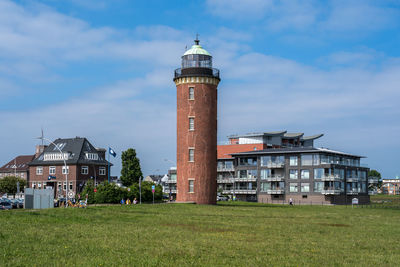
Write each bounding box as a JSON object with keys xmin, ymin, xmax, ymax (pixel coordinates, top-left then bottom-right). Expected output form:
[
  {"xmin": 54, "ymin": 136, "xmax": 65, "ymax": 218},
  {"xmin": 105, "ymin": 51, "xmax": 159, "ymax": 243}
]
[{"xmin": 1, "ymin": 0, "xmax": 399, "ymax": 178}]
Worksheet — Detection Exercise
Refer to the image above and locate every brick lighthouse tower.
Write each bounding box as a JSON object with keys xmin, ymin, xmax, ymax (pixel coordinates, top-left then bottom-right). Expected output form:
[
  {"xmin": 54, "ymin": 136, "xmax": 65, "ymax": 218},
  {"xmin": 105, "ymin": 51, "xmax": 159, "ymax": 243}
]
[{"xmin": 173, "ymin": 37, "xmax": 220, "ymax": 204}]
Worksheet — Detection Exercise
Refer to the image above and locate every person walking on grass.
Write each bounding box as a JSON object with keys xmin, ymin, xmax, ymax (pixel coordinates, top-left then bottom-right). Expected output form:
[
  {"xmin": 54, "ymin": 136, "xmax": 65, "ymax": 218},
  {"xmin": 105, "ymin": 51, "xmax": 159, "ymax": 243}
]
[
  {"xmin": 289, "ymin": 198, "xmax": 293, "ymax": 206},
  {"xmin": 133, "ymin": 198, "xmax": 137, "ymax": 205},
  {"xmin": 120, "ymin": 198, "xmax": 125, "ymax": 205}
]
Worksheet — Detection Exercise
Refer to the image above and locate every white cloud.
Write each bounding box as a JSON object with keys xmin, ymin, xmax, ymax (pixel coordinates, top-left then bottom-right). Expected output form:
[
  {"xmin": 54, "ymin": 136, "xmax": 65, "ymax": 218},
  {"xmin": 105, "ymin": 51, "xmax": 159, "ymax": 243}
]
[{"xmin": 206, "ymin": 0, "xmax": 400, "ymax": 33}]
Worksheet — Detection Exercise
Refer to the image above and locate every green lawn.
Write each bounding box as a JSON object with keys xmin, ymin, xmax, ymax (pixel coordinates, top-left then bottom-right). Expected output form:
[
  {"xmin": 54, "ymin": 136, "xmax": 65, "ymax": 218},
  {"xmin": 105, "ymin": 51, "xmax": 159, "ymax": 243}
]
[{"xmin": 1, "ymin": 202, "xmax": 400, "ymax": 266}]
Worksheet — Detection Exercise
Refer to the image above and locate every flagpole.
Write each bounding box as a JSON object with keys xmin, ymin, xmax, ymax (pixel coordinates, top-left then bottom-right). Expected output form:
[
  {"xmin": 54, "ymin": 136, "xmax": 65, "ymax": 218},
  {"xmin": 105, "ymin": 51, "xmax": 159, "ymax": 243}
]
[{"xmin": 108, "ymin": 148, "xmax": 110, "ymax": 183}]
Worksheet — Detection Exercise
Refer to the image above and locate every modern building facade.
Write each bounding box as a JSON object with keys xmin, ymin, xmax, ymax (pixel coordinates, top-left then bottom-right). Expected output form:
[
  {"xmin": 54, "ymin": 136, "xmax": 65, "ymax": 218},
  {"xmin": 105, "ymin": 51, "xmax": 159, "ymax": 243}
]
[
  {"xmin": 165, "ymin": 130, "xmax": 371, "ymax": 204},
  {"xmin": 174, "ymin": 38, "xmax": 220, "ymax": 204},
  {"xmin": 381, "ymin": 178, "xmax": 400, "ymax": 195},
  {"xmin": 28, "ymin": 137, "xmax": 111, "ymax": 198}
]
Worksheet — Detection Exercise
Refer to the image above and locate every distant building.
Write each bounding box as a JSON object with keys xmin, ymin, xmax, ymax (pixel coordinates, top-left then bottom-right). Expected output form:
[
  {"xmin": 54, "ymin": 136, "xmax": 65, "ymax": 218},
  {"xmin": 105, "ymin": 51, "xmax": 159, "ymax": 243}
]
[
  {"xmin": 28, "ymin": 137, "xmax": 111, "ymax": 198},
  {"xmin": 143, "ymin": 175, "xmax": 164, "ymax": 184},
  {"xmin": 165, "ymin": 130, "xmax": 371, "ymax": 204},
  {"xmin": 381, "ymin": 178, "xmax": 400, "ymax": 195},
  {"xmin": 0, "ymin": 155, "xmax": 35, "ymax": 181}
]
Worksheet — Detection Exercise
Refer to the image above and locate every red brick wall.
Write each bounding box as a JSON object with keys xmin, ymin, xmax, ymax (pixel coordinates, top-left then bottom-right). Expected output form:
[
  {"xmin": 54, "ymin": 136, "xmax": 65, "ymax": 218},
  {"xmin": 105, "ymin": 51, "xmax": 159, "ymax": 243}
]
[
  {"xmin": 176, "ymin": 81, "xmax": 217, "ymax": 204},
  {"xmin": 217, "ymin": 144, "xmax": 265, "ymax": 159}
]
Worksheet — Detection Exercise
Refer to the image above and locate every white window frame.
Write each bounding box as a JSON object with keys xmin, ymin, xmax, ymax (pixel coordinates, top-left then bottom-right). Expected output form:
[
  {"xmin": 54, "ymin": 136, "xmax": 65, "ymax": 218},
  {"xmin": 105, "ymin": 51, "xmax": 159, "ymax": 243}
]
[
  {"xmin": 32, "ymin": 182, "xmax": 36, "ymax": 189},
  {"xmin": 188, "ymin": 178, "xmax": 195, "ymax": 193},
  {"xmin": 81, "ymin": 166, "xmax": 89, "ymax": 175},
  {"xmin": 189, "ymin": 87, "xmax": 194, "ymax": 100},
  {"xmin": 63, "ymin": 182, "xmax": 67, "ymax": 190},
  {"xmin": 49, "ymin": 166, "xmax": 56, "ymax": 175},
  {"xmin": 69, "ymin": 182, "xmax": 73, "ymax": 190},
  {"xmin": 189, "ymin": 148, "xmax": 195, "ymax": 162},
  {"xmin": 38, "ymin": 182, "xmax": 42, "ymax": 188},
  {"xmin": 62, "ymin": 166, "xmax": 69, "ymax": 175},
  {"xmin": 36, "ymin": 166, "xmax": 43, "ymax": 175},
  {"xmin": 99, "ymin": 167, "xmax": 106, "ymax": 176},
  {"xmin": 189, "ymin": 117, "xmax": 195, "ymax": 131}
]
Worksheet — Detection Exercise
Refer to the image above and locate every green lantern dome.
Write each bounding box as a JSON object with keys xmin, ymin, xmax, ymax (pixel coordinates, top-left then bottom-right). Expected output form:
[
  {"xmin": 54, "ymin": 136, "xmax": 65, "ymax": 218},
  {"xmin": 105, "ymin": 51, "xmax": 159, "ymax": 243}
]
[{"xmin": 183, "ymin": 44, "xmax": 211, "ymax": 56}]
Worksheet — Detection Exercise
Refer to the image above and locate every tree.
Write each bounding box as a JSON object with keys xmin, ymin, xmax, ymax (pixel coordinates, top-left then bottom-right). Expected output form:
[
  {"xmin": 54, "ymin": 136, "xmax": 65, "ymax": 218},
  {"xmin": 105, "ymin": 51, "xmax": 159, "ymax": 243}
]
[
  {"xmin": 120, "ymin": 148, "xmax": 143, "ymax": 186},
  {"xmin": 368, "ymin": 169, "xmax": 382, "ymax": 189},
  {"xmin": 0, "ymin": 176, "xmax": 27, "ymax": 195}
]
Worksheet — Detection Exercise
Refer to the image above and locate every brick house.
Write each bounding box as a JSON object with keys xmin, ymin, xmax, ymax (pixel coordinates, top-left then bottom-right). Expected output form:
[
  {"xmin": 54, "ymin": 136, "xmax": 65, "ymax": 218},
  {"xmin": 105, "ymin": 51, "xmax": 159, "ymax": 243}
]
[
  {"xmin": 0, "ymin": 155, "xmax": 36, "ymax": 181},
  {"xmin": 28, "ymin": 137, "xmax": 111, "ymax": 198}
]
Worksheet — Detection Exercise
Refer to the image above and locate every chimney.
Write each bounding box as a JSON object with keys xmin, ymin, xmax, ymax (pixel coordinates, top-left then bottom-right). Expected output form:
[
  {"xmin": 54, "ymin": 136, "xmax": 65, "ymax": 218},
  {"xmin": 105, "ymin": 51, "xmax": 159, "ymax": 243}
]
[{"xmin": 35, "ymin": 145, "xmax": 47, "ymax": 158}]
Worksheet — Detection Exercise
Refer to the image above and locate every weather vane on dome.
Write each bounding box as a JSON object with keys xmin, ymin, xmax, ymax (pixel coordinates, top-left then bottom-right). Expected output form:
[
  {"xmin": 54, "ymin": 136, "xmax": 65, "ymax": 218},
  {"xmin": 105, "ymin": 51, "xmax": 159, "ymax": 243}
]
[{"xmin": 195, "ymin": 33, "xmax": 200, "ymax": 45}]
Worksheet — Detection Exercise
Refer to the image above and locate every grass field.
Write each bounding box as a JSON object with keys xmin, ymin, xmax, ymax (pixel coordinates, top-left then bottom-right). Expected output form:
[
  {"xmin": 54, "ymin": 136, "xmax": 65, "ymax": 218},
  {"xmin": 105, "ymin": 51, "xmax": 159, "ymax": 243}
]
[{"xmin": 1, "ymin": 200, "xmax": 400, "ymax": 266}]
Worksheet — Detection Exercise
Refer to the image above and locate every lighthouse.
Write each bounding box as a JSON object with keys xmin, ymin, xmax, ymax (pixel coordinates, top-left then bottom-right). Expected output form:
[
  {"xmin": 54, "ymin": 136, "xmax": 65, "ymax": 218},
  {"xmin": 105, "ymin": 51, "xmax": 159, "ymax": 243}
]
[{"xmin": 173, "ymin": 38, "xmax": 220, "ymax": 204}]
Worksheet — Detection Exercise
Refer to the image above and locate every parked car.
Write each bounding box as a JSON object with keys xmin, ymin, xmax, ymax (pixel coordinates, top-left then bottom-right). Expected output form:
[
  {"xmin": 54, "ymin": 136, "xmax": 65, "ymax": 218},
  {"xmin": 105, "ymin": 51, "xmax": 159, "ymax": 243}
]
[
  {"xmin": 10, "ymin": 199, "xmax": 19, "ymax": 209},
  {"xmin": 16, "ymin": 199, "xmax": 24, "ymax": 208},
  {"xmin": 0, "ymin": 200, "xmax": 12, "ymax": 210},
  {"xmin": 217, "ymin": 195, "xmax": 229, "ymax": 201}
]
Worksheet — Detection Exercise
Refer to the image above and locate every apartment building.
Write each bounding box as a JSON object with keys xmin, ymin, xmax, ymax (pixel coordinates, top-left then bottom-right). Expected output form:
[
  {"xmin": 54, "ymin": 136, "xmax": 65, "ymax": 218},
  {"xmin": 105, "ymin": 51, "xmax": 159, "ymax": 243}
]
[{"xmin": 165, "ymin": 130, "xmax": 371, "ymax": 204}]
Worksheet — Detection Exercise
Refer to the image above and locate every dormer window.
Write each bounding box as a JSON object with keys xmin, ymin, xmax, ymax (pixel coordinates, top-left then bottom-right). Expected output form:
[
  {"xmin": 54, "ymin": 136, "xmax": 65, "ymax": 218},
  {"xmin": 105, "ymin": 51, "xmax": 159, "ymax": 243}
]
[
  {"xmin": 85, "ymin": 153, "xmax": 99, "ymax": 160},
  {"xmin": 44, "ymin": 153, "xmax": 69, "ymax": 161}
]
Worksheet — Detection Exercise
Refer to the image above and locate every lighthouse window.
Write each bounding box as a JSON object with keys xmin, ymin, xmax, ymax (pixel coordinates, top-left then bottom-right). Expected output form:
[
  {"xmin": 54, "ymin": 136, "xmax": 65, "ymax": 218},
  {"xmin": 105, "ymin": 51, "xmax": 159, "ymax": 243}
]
[
  {"xmin": 189, "ymin": 87, "xmax": 194, "ymax": 100},
  {"xmin": 189, "ymin": 148, "xmax": 195, "ymax": 162},
  {"xmin": 188, "ymin": 179, "xmax": 194, "ymax": 193},
  {"xmin": 189, "ymin": 117, "xmax": 194, "ymax": 130}
]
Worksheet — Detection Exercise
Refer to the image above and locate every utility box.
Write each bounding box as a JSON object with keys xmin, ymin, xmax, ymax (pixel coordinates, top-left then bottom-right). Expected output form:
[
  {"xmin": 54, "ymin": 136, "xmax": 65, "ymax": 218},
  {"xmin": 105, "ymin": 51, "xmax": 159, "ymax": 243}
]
[{"xmin": 24, "ymin": 188, "xmax": 54, "ymax": 209}]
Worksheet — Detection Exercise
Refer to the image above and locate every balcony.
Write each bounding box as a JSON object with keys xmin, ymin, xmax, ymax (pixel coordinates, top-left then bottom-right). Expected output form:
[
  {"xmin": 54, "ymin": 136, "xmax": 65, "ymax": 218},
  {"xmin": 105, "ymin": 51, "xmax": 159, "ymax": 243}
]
[
  {"xmin": 222, "ymin": 189, "xmax": 257, "ymax": 195},
  {"xmin": 266, "ymin": 189, "xmax": 285, "ymax": 194},
  {"xmin": 234, "ymin": 177, "xmax": 257, "ymax": 182},
  {"xmin": 261, "ymin": 176, "xmax": 284, "ymax": 182},
  {"xmin": 320, "ymin": 175, "xmax": 342, "ymax": 182},
  {"xmin": 217, "ymin": 178, "xmax": 234, "ymax": 184},
  {"xmin": 346, "ymin": 189, "xmax": 359, "ymax": 195},
  {"xmin": 174, "ymin": 67, "xmax": 220, "ymax": 79},
  {"xmin": 166, "ymin": 180, "xmax": 177, "ymax": 184},
  {"xmin": 163, "ymin": 189, "xmax": 177, "ymax": 194},
  {"xmin": 321, "ymin": 189, "xmax": 342, "ymax": 195},
  {"xmin": 264, "ymin": 162, "xmax": 285, "ymax": 168},
  {"xmin": 346, "ymin": 177, "xmax": 359, "ymax": 182},
  {"xmin": 217, "ymin": 166, "xmax": 235, "ymax": 172}
]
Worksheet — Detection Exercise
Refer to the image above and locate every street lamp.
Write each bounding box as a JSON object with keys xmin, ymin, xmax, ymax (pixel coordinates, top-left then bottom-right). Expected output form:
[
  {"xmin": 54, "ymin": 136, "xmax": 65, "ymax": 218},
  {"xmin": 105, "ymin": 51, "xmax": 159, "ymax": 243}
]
[{"xmin": 36, "ymin": 136, "xmax": 68, "ymax": 207}]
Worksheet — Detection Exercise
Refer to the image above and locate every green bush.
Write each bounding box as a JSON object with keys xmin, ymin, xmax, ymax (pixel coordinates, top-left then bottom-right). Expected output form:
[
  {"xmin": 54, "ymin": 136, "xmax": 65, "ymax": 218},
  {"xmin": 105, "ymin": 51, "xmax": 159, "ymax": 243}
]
[{"xmin": 81, "ymin": 181, "xmax": 163, "ymax": 204}]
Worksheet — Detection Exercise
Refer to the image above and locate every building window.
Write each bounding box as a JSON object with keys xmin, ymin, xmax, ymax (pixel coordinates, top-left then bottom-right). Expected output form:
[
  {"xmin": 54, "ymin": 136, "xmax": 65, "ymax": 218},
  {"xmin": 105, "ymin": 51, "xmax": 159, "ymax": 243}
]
[
  {"xmin": 38, "ymin": 182, "xmax": 42, "ymax": 189},
  {"xmin": 99, "ymin": 167, "xmax": 106, "ymax": 176},
  {"xmin": 314, "ymin": 168, "xmax": 324, "ymax": 179},
  {"xmin": 301, "ymin": 170, "xmax": 310, "ymax": 179},
  {"xmin": 85, "ymin": 153, "xmax": 99, "ymax": 160},
  {"xmin": 289, "ymin": 183, "xmax": 298, "ymax": 192},
  {"xmin": 32, "ymin": 182, "xmax": 36, "ymax": 189},
  {"xmin": 189, "ymin": 148, "xmax": 195, "ymax": 162},
  {"xmin": 189, "ymin": 117, "xmax": 194, "ymax": 131},
  {"xmin": 62, "ymin": 166, "xmax": 69, "ymax": 174},
  {"xmin": 289, "ymin": 156, "xmax": 298, "ymax": 166},
  {"xmin": 313, "ymin": 154, "xmax": 320, "ymax": 165},
  {"xmin": 36, "ymin": 167, "xmax": 43, "ymax": 175},
  {"xmin": 69, "ymin": 182, "xmax": 73, "ymax": 190},
  {"xmin": 314, "ymin": 182, "xmax": 323, "ymax": 192},
  {"xmin": 289, "ymin": 169, "xmax": 298, "ymax": 179},
  {"xmin": 188, "ymin": 179, "xmax": 194, "ymax": 193},
  {"xmin": 301, "ymin": 154, "xmax": 313, "ymax": 166},
  {"xmin": 81, "ymin": 166, "xmax": 88, "ymax": 175},
  {"xmin": 301, "ymin": 183, "xmax": 310, "ymax": 192},
  {"xmin": 189, "ymin": 87, "xmax": 194, "ymax": 100},
  {"xmin": 63, "ymin": 182, "xmax": 67, "ymax": 190},
  {"xmin": 49, "ymin": 166, "xmax": 56, "ymax": 175},
  {"xmin": 58, "ymin": 182, "xmax": 62, "ymax": 192}
]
